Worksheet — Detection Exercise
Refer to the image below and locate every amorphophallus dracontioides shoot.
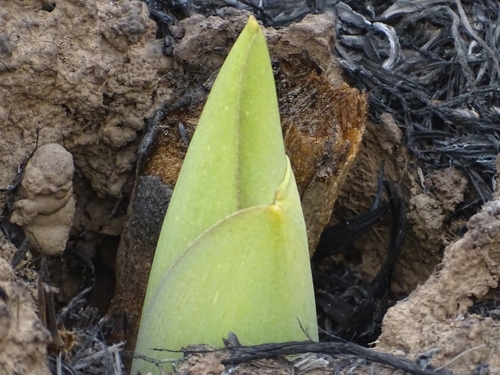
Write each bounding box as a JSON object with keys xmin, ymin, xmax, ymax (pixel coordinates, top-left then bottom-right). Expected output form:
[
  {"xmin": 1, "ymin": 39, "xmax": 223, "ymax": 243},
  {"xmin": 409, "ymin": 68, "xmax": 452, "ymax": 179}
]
[{"xmin": 132, "ymin": 16, "xmax": 318, "ymax": 374}]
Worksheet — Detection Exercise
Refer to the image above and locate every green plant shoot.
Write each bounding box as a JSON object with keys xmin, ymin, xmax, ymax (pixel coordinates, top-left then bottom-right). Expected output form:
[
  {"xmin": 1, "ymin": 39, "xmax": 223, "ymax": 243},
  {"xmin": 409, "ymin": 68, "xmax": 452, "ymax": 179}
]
[{"xmin": 132, "ymin": 16, "xmax": 318, "ymax": 374}]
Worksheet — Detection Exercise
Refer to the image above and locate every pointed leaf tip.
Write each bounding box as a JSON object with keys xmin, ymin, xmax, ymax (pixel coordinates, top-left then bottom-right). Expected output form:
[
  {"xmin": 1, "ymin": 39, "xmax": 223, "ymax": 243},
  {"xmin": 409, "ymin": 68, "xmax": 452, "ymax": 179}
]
[
  {"xmin": 143, "ymin": 11, "xmax": 283, "ymax": 301},
  {"xmin": 246, "ymin": 15, "xmax": 260, "ymax": 33}
]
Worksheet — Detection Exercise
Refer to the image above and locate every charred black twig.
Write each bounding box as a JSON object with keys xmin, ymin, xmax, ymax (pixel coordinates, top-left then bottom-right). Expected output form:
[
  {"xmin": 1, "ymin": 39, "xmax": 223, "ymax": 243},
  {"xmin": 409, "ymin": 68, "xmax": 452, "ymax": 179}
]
[
  {"xmin": 136, "ymin": 106, "xmax": 166, "ymax": 176},
  {"xmin": 131, "ymin": 339, "xmax": 452, "ymax": 375},
  {"xmin": 221, "ymin": 341, "xmax": 453, "ymax": 375},
  {"xmin": 334, "ymin": 0, "xmax": 500, "ymax": 205},
  {"xmin": 56, "ymin": 286, "xmax": 92, "ymax": 324},
  {"xmin": 370, "ymin": 181, "xmax": 407, "ymax": 297},
  {"xmin": 314, "ymin": 177, "xmax": 406, "ymax": 343},
  {"xmin": 314, "ymin": 162, "xmax": 388, "ymax": 261},
  {"xmin": 10, "ymin": 237, "xmax": 30, "ymax": 268}
]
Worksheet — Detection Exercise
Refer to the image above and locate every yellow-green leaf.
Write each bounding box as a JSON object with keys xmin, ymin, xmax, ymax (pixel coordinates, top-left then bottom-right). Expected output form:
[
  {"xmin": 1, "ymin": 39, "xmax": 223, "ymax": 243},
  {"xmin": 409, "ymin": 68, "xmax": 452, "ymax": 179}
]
[
  {"xmin": 144, "ymin": 16, "xmax": 286, "ymax": 302},
  {"xmin": 132, "ymin": 16, "xmax": 317, "ymax": 375},
  {"xmin": 133, "ymin": 160, "xmax": 317, "ymax": 374}
]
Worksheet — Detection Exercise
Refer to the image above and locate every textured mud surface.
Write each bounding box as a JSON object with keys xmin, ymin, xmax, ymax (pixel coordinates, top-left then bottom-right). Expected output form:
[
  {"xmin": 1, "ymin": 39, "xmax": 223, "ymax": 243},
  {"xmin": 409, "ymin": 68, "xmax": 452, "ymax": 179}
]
[
  {"xmin": 0, "ymin": 0, "xmax": 169, "ymax": 200},
  {"xmin": 0, "ymin": 0, "xmax": 166, "ymax": 372},
  {"xmin": 378, "ymin": 197, "xmax": 500, "ymax": 373},
  {"xmin": 0, "ymin": 250, "xmax": 51, "ymax": 375}
]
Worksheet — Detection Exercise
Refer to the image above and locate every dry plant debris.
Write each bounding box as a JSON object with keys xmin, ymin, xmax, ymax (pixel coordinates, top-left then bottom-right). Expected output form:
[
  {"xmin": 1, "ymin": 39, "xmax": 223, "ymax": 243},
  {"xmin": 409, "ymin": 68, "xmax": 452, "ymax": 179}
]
[
  {"xmin": 167, "ymin": 339, "xmax": 455, "ymax": 375},
  {"xmin": 332, "ymin": 0, "xmax": 500, "ymax": 204},
  {"xmin": 378, "ymin": 196, "xmax": 500, "ymax": 373}
]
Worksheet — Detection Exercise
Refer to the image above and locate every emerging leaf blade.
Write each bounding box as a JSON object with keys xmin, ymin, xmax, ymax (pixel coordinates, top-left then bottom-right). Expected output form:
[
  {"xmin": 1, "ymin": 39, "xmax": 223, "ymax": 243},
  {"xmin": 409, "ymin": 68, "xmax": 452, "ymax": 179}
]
[
  {"xmin": 133, "ymin": 16, "xmax": 318, "ymax": 374},
  {"xmin": 134, "ymin": 160, "xmax": 317, "ymax": 374},
  {"xmin": 144, "ymin": 16, "xmax": 286, "ymax": 303}
]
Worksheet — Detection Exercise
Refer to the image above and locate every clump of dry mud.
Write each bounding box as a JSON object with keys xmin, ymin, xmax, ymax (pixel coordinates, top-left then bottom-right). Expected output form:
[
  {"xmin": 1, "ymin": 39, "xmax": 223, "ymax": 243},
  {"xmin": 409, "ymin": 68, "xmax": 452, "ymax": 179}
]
[
  {"xmin": 0, "ymin": 0, "xmax": 169, "ymax": 199},
  {"xmin": 0, "ymin": 0, "xmax": 169, "ymax": 372},
  {"xmin": 10, "ymin": 144, "xmax": 75, "ymax": 256},
  {"xmin": 377, "ymin": 196, "xmax": 500, "ymax": 374},
  {"xmin": 409, "ymin": 167, "xmax": 469, "ymax": 253},
  {"xmin": 0, "ymin": 239, "xmax": 51, "ymax": 375}
]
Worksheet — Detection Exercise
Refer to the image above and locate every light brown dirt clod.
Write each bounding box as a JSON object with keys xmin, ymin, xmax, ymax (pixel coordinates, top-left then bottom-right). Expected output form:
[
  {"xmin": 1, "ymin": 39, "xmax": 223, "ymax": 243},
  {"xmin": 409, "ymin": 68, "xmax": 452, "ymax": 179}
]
[
  {"xmin": 10, "ymin": 143, "xmax": 75, "ymax": 256},
  {"xmin": 378, "ymin": 198, "xmax": 500, "ymax": 374}
]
